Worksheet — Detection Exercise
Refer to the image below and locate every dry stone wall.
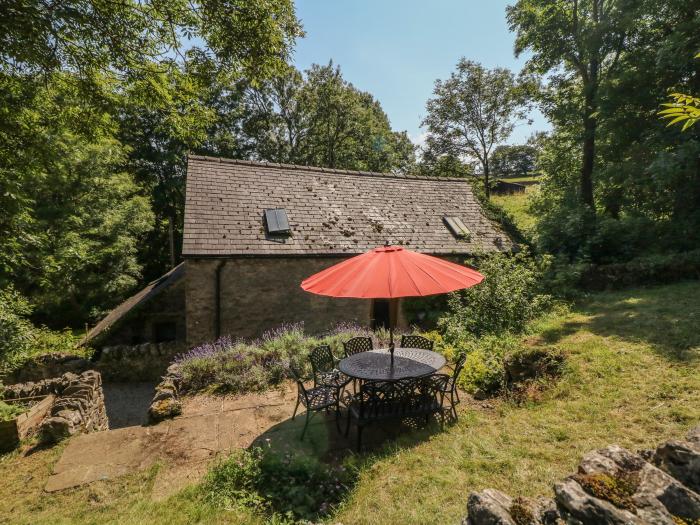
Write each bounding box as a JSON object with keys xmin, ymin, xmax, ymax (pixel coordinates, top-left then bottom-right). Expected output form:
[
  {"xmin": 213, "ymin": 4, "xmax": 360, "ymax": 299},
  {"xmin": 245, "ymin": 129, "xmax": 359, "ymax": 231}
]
[
  {"xmin": 148, "ymin": 363, "xmax": 183, "ymax": 423},
  {"xmin": 2, "ymin": 370, "xmax": 108, "ymax": 444},
  {"xmin": 464, "ymin": 425, "xmax": 700, "ymax": 525},
  {"xmin": 3, "ymin": 342, "xmax": 185, "ymax": 384}
]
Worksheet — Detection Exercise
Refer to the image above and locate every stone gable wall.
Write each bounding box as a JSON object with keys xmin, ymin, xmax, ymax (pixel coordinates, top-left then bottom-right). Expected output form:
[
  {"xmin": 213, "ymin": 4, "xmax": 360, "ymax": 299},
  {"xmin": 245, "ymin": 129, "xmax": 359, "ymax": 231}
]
[{"xmin": 185, "ymin": 258, "xmax": 372, "ymax": 345}]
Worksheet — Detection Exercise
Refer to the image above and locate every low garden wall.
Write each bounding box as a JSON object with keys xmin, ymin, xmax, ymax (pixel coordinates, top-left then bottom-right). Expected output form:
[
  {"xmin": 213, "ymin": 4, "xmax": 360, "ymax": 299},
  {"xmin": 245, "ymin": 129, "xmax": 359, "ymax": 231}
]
[
  {"xmin": 3, "ymin": 342, "xmax": 186, "ymax": 384},
  {"xmin": 2, "ymin": 370, "xmax": 108, "ymax": 446},
  {"xmin": 464, "ymin": 425, "xmax": 700, "ymax": 524}
]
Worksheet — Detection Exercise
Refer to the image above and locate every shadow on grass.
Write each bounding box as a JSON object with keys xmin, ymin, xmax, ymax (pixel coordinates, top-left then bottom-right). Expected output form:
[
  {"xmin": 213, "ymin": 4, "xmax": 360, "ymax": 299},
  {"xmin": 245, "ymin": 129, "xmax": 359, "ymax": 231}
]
[
  {"xmin": 249, "ymin": 407, "xmax": 447, "ymax": 464},
  {"xmin": 536, "ymin": 281, "xmax": 700, "ymax": 362}
]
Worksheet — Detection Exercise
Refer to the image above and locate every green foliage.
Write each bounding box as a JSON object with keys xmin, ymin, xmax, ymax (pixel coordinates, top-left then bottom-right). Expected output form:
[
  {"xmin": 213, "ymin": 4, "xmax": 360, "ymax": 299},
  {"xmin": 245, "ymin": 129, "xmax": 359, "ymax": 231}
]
[
  {"xmin": 0, "ymin": 401, "xmax": 27, "ymax": 422},
  {"xmin": 457, "ymin": 335, "xmax": 518, "ymax": 395},
  {"xmin": 240, "ymin": 62, "xmax": 416, "ymax": 173},
  {"xmin": 0, "ymin": 287, "xmax": 35, "ymax": 364},
  {"xmin": 0, "ymin": 286, "xmax": 83, "ymax": 374},
  {"xmin": 177, "ymin": 323, "xmax": 375, "ymax": 394},
  {"xmin": 422, "ymin": 59, "xmax": 526, "ymax": 196},
  {"xmin": 439, "ymin": 250, "xmax": 552, "ymax": 339},
  {"xmin": 491, "ymin": 143, "xmax": 538, "ymax": 178},
  {"xmin": 0, "ymin": 73, "xmax": 154, "ymax": 326},
  {"xmin": 203, "ymin": 447, "xmax": 355, "ymax": 522},
  {"xmin": 0, "ymin": 0, "xmax": 302, "ymax": 81},
  {"xmin": 509, "ymin": 1, "xmax": 700, "ymax": 269},
  {"xmin": 659, "ymin": 92, "xmax": 700, "ymax": 131}
]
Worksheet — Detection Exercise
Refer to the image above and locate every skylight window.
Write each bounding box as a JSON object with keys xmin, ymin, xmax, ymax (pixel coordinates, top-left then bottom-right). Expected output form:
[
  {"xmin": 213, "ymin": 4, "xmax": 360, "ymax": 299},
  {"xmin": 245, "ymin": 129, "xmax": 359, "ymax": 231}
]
[
  {"xmin": 264, "ymin": 208, "xmax": 291, "ymax": 235},
  {"xmin": 443, "ymin": 216, "xmax": 471, "ymax": 240}
]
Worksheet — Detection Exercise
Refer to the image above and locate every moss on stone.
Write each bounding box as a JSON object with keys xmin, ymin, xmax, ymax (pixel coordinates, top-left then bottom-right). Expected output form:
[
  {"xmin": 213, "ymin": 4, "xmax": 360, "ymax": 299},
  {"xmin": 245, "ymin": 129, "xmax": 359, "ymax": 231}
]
[
  {"xmin": 509, "ymin": 496, "xmax": 537, "ymax": 525},
  {"xmin": 573, "ymin": 470, "xmax": 640, "ymax": 513}
]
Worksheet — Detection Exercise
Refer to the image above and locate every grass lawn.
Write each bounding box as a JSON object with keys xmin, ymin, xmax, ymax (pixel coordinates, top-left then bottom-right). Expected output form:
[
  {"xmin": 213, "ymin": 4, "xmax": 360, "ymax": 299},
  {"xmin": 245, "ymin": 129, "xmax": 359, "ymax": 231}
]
[
  {"xmin": 491, "ymin": 186, "xmax": 538, "ymax": 236},
  {"xmin": 1, "ymin": 281, "xmax": 699, "ymax": 524}
]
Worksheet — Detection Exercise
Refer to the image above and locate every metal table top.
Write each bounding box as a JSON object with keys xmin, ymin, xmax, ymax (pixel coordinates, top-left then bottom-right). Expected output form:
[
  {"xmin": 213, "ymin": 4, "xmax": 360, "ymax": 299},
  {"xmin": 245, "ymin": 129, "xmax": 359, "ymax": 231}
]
[{"xmin": 338, "ymin": 348, "xmax": 446, "ymax": 381}]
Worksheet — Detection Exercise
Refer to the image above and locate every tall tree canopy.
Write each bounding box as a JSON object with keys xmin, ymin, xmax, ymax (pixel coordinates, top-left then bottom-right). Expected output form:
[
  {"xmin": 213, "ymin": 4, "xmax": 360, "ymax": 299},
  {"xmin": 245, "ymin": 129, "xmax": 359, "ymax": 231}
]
[
  {"xmin": 0, "ymin": 0, "xmax": 304, "ymax": 327},
  {"xmin": 422, "ymin": 59, "xmax": 525, "ymax": 197},
  {"xmin": 241, "ymin": 63, "xmax": 416, "ymax": 173},
  {"xmin": 509, "ymin": 0, "xmax": 700, "ymax": 264}
]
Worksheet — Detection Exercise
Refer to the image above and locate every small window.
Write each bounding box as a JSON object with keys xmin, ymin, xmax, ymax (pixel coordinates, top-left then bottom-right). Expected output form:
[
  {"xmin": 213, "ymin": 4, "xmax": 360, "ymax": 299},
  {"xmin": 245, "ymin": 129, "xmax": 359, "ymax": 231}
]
[
  {"xmin": 264, "ymin": 208, "xmax": 291, "ymax": 235},
  {"xmin": 443, "ymin": 216, "xmax": 471, "ymax": 240}
]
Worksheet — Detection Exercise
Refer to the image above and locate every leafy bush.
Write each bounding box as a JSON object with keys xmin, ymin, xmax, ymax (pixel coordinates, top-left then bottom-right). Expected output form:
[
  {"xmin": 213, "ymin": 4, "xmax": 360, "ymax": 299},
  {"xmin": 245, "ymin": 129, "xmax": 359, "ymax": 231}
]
[
  {"xmin": 439, "ymin": 249, "xmax": 553, "ymax": 339},
  {"xmin": 203, "ymin": 447, "xmax": 355, "ymax": 522},
  {"xmin": 0, "ymin": 287, "xmax": 80, "ymax": 374},
  {"xmin": 0, "ymin": 400, "xmax": 27, "ymax": 422},
  {"xmin": 0, "ymin": 287, "xmax": 35, "ymax": 363},
  {"xmin": 457, "ymin": 335, "xmax": 521, "ymax": 395}
]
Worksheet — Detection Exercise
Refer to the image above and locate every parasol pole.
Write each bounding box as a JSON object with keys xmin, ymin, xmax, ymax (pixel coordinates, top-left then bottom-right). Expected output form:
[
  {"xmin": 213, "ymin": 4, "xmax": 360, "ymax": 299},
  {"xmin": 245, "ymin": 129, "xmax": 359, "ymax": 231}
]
[{"xmin": 389, "ymin": 297, "xmax": 397, "ymax": 367}]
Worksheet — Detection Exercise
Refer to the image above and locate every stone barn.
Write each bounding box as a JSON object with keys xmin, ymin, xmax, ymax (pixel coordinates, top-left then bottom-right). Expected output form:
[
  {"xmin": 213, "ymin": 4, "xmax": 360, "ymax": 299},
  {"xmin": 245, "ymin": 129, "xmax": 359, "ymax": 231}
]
[{"xmin": 86, "ymin": 155, "xmax": 513, "ymax": 349}]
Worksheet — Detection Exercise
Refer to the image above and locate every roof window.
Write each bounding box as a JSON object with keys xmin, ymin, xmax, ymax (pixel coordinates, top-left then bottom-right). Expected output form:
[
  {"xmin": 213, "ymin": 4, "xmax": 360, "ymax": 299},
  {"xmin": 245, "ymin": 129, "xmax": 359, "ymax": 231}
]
[
  {"xmin": 443, "ymin": 216, "xmax": 471, "ymax": 240},
  {"xmin": 264, "ymin": 208, "xmax": 291, "ymax": 235}
]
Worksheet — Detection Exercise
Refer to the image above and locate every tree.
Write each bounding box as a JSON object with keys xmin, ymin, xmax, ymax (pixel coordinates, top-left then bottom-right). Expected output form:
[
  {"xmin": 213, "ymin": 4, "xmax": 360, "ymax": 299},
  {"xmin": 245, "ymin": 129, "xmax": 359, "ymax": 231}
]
[
  {"xmin": 490, "ymin": 144, "xmax": 538, "ymax": 178},
  {"xmin": 240, "ymin": 63, "xmax": 416, "ymax": 173},
  {"xmin": 422, "ymin": 59, "xmax": 524, "ymax": 198},
  {"xmin": 507, "ymin": 0, "xmax": 634, "ymax": 210},
  {"xmin": 0, "ymin": 73, "xmax": 154, "ymax": 326},
  {"xmin": 0, "ymin": 0, "xmax": 302, "ymax": 82}
]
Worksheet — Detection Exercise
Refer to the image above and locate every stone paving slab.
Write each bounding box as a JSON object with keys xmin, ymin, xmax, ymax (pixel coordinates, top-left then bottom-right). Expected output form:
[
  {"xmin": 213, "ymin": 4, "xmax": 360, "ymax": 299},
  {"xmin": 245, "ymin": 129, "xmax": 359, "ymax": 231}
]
[{"xmin": 45, "ymin": 382, "xmax": 459, "ymax": 498}]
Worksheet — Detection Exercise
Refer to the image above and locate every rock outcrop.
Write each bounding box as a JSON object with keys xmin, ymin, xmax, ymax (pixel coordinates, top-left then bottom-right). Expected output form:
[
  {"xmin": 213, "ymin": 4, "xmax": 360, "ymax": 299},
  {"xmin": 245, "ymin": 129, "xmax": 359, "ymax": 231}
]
[{"xmin": 465, "ymin": 426, "xmax": 700, "ymax": 525}]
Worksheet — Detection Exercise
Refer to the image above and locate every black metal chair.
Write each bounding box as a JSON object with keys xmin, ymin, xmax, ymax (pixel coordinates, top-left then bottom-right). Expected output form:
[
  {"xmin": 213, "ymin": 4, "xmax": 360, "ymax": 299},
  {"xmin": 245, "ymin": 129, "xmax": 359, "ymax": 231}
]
[
  {"xmin": 289, "ymin": 364, "xmax": 341, "ymax": 440},
  {"xmin": 344, "ymin": 375, "xmax": 448, "ymax": 451},
  {"xmin": 436, "ymin": 353, "xmax": 467, "ymax": 419},
  {"xmin": 400, "ymin": 334, "xmax": 434, "ymax": 351},
  {"xmin": 343, "ymin": 336, "xmax": 373, "ymax": 357},
  {"xmin": 309, "ymin": 344, "xmax": 352, "ymax": 396}
]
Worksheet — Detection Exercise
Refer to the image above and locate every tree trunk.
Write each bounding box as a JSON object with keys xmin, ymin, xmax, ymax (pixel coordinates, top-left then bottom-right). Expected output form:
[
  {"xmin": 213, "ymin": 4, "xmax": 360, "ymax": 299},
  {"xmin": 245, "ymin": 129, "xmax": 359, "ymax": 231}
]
[
  {"xmin": 580, "ymin": 65, "xmax": 598, "ymax": 210},
  {"xmin": 483, "ymin": 157, "xmax": 491, "ymax": 199}
]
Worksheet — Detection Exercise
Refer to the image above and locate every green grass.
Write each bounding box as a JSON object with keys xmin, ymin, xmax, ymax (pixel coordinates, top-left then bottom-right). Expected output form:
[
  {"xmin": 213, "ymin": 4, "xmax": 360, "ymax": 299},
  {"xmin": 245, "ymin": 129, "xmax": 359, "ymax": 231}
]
[
  {"xmin": 1, "ymin": 281, "xmax": 699, "ymax": 524},
  {"xmin": 491, "ymin": 186, "xmax": 537, "ymax": 235},
  {"xmin": 0, "ymin": 401, "xmax": 27, "ymax": 422}
]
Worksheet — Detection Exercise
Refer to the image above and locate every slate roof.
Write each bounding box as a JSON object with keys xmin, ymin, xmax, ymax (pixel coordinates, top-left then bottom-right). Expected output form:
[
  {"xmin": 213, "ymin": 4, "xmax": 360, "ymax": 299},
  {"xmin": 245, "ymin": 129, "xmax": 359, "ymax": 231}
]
[
  {"xmin": 83, "ymin": 263, "xmax": 185, "ymax": 344},
  {"xmin": 183, "ymin": 155, "xmax": 514, "ymax": 257}
]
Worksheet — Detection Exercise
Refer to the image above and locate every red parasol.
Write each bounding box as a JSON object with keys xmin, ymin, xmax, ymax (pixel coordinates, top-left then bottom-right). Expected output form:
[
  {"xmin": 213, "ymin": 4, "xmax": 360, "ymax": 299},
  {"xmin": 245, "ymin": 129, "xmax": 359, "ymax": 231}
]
[{"xmin": 301, "ymin": 246, "xmax": 485, "ymax": 364}]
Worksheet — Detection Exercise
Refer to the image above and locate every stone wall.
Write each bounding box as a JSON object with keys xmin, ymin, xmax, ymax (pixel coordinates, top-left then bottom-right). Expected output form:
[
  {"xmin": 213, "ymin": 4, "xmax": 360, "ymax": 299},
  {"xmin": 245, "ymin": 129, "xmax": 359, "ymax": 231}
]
[
  {"xmin": 3, "ymin": 342, "xmax": 185, "ymax": 384},
  {"xmin": 464, "ymin": 425, "xmax": 700, "ymax": 524},
  {"xmin": 2, "ymin": 371, "xmax": 109, "ymax": 444},
  {"xmin": 185, "ymin": 257, "xmax": 372, "ymax": 345},
  {"xmin": 148, "ymin": 363, "xmax": 182, "ymax": 423}
]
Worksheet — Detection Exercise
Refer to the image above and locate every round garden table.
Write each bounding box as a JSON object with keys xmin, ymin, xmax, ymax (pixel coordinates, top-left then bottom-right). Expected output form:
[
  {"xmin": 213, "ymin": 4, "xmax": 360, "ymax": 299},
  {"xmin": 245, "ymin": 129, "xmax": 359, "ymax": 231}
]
[{"xmin": 338, "ymin": 348, "xmax": 446, "ymax": 382}]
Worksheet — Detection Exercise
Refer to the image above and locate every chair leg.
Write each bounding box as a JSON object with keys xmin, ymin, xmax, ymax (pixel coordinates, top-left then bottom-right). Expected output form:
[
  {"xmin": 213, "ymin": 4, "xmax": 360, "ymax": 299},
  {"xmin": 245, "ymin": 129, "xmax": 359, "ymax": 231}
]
[
  {"xmin": 292, "ymin": 397, "xmax": 300, "ymax": 420},
  {"xmin": 300, "ymin": 409, "xmax": 310, "ymax": 440},
  {"xmin": 335, "ymin": 401, "xmax": 341, "ymax": 433},
  {"xmin": 454, "ymin": 388, "xmax": 460, "ymax": 404}
]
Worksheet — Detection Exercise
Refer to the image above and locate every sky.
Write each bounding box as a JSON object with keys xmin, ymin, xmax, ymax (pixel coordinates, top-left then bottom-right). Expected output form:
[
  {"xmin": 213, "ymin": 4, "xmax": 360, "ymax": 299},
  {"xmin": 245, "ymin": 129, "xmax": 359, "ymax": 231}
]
[{"xmin": 292, "ymin": 0, "xmax": 550, "ymax": 148}]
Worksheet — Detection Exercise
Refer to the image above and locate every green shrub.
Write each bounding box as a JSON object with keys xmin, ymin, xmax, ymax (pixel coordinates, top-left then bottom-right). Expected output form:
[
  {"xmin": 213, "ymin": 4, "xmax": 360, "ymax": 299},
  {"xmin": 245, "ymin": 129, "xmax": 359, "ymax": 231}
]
[
  {"xmin": 203, "ymin": 447, "xmax": 355, "ymax": 522},
  {"xmin": 0, "ymin": 287, "xmax": 35, "ymax": 363},
  {"xmin": 457, "ymin": 335, "xmax": 521, "ymax": 395},
  {"xmin": 0, "ymin": 400, "xmax": 27, "ymax": 422},
  {"xmin": 439, "ymin": 249, "xmax": 553, "ymax": 340},
  {"xmin": 0, "ymin": 287, "xmax": 81, "ymax": 374}
]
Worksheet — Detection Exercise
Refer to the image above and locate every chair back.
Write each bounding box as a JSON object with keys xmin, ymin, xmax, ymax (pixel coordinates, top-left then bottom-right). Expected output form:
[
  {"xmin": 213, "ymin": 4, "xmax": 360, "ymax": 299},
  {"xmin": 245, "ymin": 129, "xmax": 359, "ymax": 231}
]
[
  {"xmin": 288, "ymin": 363, "xmax": 309, "ymax": 399},
  {"xmin": 343, "ymin": 336, "xmax": 373, "ymax": 357},
  {"xmin": 452, "ymin": 353, "xmax": 467, "ymax": 383},
  {"xmin": 309, "ymin": 345, "xmax": 335, "ymax": 383},
  {"xmin": 413, "ymin": 375, "xmax": 448, "ymax": 411},
  {"xmin": 400, "ymin": 334, "xmax": 434, "ymax": 351},
  {"xmin": 358, "ymin": 379, "xmax": 413, "ymax": 418}
]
